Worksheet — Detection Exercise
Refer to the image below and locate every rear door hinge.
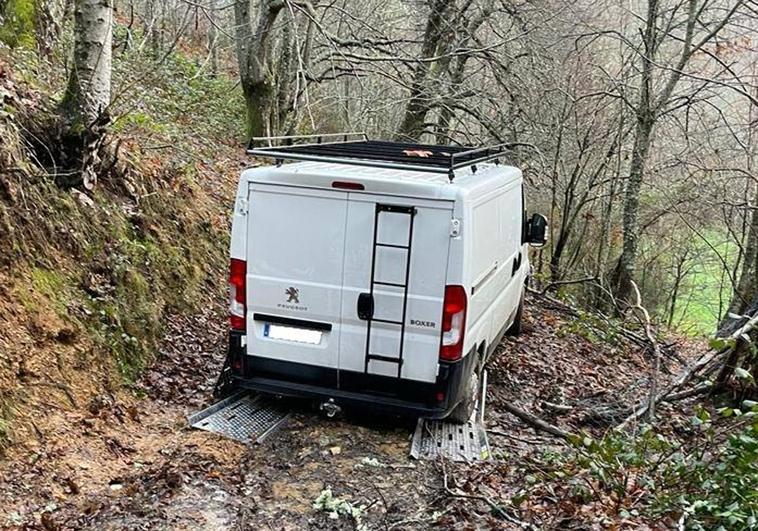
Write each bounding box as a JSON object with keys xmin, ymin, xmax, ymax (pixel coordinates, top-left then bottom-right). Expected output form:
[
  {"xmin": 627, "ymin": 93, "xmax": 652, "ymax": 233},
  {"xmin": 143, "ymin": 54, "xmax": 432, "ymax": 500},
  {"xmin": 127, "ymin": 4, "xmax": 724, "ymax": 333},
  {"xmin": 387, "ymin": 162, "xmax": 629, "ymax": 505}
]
[
  {"xmin": 236, "ymin": 197, "xmax": 249, "ymax": 216},
  {"xmin": 450, "ymin": 218, "xmax": 461, "ymax": 237}
]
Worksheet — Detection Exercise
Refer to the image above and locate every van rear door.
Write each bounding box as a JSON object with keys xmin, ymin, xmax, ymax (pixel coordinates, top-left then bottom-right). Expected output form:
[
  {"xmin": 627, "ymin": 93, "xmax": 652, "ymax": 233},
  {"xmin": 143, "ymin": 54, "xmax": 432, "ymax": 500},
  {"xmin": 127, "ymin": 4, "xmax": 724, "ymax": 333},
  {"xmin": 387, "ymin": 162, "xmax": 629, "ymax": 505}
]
[
  {"xmin": 339, "ymin": 194, "xmax": 453, "ymax": 384},
  {"xmin": 245, "ymin": 184, "xmax": 347, "ymax": 380}
]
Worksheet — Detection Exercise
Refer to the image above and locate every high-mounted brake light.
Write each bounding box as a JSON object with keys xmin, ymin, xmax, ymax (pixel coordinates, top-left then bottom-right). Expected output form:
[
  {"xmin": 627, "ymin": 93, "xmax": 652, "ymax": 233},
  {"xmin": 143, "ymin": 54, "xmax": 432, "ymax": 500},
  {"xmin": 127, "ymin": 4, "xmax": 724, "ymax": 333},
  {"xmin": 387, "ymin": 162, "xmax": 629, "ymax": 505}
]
[
  {"xmin": 332, "ymin": 181, "xmax": 365, "ymax": 190},
  {"xmin": 229, "ymin": 258, "xmax": 247, "ymax": 331},
  {"xmin": 440, "ymin": 285, "xmax": 467, "ymax": 361}
]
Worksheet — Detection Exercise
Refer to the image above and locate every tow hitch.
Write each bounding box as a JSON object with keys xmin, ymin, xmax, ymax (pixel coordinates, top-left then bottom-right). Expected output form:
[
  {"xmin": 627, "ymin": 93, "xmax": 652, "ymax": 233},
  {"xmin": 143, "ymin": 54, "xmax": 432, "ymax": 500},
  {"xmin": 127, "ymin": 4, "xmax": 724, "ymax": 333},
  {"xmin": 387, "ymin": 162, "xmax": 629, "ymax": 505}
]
[{"xmin": 319, "ymin": 398, "xmax": 342, "ymax": 418}]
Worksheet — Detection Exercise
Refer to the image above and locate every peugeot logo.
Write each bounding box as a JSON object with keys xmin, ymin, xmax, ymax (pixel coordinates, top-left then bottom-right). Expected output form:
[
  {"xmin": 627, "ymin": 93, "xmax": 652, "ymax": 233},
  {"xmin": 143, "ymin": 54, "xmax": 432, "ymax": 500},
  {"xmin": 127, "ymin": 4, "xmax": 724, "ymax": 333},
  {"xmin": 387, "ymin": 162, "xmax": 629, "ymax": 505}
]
[{"xmin": 285, "ymin": 287, "xmax": 300, "ymax": 303}]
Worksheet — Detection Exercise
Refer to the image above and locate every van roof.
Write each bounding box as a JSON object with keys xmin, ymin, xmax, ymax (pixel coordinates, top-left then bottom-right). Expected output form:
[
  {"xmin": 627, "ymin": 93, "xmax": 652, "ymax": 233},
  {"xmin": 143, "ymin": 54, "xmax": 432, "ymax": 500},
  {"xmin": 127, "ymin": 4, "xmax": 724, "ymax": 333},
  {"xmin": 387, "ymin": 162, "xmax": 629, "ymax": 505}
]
[{"xmin": 241, "ymin": 161, "xmax": 522, "ymax": 201}]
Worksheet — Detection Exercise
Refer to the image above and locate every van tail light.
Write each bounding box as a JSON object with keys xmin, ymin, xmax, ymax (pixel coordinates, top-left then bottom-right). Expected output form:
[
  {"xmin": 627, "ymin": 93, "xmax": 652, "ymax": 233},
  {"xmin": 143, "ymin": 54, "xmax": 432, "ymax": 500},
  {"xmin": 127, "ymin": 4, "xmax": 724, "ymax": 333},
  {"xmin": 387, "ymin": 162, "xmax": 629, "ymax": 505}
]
[
  {"xmin": 440, "ymin": 285, "xmax": 467, "ymax": 361},
  {"xmin": 229, "ymin": 258, "xmax": 247, "ymax": 331}
]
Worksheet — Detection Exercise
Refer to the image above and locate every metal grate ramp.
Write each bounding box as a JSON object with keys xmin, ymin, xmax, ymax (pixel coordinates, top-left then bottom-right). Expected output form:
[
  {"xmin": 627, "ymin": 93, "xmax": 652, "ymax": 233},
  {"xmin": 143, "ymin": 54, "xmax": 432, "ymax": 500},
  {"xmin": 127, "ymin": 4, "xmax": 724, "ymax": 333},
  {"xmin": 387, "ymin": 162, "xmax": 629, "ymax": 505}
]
[
  {"xmin": 188, "ymin": 392, "xmax": 289, "ymax": 444},
  {"xmin": 410, "ymin": 415, "xmax": 490, "ymax": 462},
  {"xmin": 410, "ymin": 371, "xmax": 490, "ymax": 462}
]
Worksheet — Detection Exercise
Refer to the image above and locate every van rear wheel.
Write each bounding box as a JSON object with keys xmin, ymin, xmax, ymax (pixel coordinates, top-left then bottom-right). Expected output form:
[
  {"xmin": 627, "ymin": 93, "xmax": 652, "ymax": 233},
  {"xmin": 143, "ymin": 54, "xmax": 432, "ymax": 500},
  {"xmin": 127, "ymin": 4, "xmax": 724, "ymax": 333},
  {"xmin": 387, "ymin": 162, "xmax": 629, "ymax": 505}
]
[{"xmin": 447, "ymin": 370, "xmax": 479, "ymax": 424}]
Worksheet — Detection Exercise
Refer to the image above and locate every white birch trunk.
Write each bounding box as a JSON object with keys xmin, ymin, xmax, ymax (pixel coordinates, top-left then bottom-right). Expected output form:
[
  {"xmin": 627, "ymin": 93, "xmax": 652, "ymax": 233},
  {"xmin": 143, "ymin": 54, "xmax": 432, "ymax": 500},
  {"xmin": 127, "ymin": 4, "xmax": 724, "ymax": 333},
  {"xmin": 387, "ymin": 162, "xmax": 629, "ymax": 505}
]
[
  {"xmin": 61, "ymin": 0, "xmax": 113, "ymax": 189},
  {"xmin": 63, "ymin": 0, "xmax": 113, "ymax": 130}
]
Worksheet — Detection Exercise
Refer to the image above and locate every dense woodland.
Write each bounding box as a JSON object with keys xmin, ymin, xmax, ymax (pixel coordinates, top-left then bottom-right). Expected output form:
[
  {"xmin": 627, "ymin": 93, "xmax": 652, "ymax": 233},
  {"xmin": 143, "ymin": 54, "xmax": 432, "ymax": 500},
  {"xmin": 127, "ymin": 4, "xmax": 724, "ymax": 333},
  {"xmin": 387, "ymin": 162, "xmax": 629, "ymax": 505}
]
[
  {"xmin": 10, "ymin": 0, "xmax": 756, "ymax": 332},
  {"xmin": 1, "ymin": 0, "xmax": 758, "ymax": 528}
]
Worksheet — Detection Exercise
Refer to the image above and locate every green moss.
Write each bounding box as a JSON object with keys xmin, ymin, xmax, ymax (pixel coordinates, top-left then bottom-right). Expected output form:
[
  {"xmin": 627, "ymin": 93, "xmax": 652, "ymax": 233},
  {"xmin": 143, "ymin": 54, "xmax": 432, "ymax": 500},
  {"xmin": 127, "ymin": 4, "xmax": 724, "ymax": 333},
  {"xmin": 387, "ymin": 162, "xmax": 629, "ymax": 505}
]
[
  {"xmin": 74, "ymin": 185, "xmax": 225, "ymax": 384},
  {"xmin": 30, "ymin": 267, "xmax": 64, "ymax": 295},
  {"xmin": 0, "ymin": 0, "xmax": 37, "ymax": 49},
  {"xmin": 14, "ymin": 267, "xmax": 70, "ymax": 318}
]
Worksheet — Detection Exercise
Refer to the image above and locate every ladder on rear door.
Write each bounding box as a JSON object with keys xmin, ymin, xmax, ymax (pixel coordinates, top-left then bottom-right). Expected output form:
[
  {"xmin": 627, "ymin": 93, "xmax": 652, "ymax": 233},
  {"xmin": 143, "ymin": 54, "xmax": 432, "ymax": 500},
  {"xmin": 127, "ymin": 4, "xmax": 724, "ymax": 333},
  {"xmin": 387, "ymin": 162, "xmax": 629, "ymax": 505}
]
[{"xmin": 363, "ymin": 204, "xmax": 416, "ymax": 378}]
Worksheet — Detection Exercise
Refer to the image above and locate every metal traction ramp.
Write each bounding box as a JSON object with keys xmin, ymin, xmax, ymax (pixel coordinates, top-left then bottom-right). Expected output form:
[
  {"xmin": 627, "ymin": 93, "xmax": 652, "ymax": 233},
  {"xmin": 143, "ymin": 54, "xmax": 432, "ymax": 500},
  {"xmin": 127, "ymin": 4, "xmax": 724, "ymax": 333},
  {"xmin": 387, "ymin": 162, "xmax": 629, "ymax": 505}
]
[
  {"xmin": 189, "ymin": 374, "xmax": 490, "ymax": 463},
  {"xmin": 410, "ymin": 371, "xmax": 490, "ymax": 462},
  {"xmin": 188, "ymin": 392, "xmax": 289, "ymax": 444}
]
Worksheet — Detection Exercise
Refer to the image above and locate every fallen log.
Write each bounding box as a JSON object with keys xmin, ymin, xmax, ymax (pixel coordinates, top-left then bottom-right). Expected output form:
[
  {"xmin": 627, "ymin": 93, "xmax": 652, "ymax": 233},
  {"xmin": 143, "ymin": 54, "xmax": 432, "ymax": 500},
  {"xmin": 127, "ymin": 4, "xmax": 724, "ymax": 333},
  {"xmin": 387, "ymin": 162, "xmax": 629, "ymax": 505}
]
[
  {"xmin": 667, "ymin": 310, "xmax": 758, "ymax": 393},
  {"xmin": 617, "ymin": 311, "xmax": 758, "ymax": 429},
  {"xmin": 541, "ymin": 401, "xmax": 573, "ymax": 414},
  {"xmin": 500, "ymin": 401, "xmax": 574, "ymax": 440},
  {"xmin": 539, "ymin": 276, "xmax": 598, "ymax": 295},
  {"xmin": 662, "ymin": 382, "xmax": 712, "ymax": 402}
]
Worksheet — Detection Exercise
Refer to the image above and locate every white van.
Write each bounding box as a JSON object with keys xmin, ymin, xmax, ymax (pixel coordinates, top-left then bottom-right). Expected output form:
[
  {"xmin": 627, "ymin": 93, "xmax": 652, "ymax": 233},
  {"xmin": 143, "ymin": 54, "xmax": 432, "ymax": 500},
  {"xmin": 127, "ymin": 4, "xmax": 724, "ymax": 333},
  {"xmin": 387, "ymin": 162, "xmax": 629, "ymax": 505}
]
[{"xmin": 221, "ymin": 134, "xmax": 547, "ymax": 423}]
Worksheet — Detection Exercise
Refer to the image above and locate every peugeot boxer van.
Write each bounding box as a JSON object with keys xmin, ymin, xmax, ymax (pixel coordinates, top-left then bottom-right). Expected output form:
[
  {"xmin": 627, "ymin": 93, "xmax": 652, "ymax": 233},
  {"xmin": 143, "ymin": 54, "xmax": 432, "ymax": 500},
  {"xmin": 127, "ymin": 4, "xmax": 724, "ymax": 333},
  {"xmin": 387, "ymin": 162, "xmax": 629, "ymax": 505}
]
[{"xmin": 220, "ymin": 134, "xmax": 547, "ymax": 423}]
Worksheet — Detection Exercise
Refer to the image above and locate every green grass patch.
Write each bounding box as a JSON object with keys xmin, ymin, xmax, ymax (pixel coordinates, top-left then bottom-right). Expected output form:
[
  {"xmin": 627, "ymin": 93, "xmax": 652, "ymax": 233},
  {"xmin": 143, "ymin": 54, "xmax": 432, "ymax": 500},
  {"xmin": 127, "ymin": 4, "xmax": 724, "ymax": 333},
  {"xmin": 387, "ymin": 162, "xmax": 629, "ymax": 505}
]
[{"xmin": 669, "ymin": 234, "xmax": 735, "ymax": 336}]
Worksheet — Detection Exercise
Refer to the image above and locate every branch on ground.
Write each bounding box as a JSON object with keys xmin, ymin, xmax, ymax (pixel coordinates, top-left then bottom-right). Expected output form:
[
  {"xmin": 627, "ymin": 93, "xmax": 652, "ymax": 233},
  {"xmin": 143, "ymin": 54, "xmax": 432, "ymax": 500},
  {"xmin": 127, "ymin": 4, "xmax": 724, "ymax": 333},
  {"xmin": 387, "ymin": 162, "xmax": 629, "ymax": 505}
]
[{"xmin": 500, "ymin": 401, "xmax": 574, "ymax": 440}]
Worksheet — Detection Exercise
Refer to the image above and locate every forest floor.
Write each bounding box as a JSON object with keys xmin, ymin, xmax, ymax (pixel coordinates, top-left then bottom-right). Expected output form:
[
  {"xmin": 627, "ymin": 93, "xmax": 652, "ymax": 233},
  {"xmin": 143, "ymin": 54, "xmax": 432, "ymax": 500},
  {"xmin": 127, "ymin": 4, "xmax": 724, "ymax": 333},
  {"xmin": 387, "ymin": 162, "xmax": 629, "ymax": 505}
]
[{"xmin": 0, "ymin": 294, "xmax": 701, "ymax": 530}]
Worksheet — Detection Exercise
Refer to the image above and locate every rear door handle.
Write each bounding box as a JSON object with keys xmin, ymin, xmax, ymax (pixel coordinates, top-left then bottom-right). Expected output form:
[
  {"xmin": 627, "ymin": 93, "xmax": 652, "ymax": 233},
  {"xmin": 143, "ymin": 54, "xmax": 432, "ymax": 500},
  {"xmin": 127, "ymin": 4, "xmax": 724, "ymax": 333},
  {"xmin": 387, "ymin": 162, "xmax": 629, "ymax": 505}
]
[{"xmin": 357, "ymin": 293, "xmax": 374, "ymax": 320}]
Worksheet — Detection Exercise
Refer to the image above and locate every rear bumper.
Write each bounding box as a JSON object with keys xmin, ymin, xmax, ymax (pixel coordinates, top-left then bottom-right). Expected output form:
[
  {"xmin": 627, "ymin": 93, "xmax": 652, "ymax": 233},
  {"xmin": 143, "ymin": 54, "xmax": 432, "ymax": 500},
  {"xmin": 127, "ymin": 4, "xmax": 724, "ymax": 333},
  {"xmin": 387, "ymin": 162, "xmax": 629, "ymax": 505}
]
[{"xmin": 226, "ymin": 332, "xmax": 474, "ymax": 419}]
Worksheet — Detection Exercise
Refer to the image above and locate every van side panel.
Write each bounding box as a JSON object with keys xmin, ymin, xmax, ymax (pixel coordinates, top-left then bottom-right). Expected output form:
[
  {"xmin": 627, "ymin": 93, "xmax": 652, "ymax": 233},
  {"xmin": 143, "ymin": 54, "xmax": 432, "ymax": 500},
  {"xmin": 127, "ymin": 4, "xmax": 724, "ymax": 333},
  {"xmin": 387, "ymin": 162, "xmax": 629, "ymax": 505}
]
[
  {"xmin": 467, "ymin": 193, "xmax": 500, "ymax": 345},
  {"xmin": 465, "ymin": 179, "xmax": 524, "ymax": 356},
  {"xmin": 489, "ymin": 182, "xmax": 526, "ymax": 344}
]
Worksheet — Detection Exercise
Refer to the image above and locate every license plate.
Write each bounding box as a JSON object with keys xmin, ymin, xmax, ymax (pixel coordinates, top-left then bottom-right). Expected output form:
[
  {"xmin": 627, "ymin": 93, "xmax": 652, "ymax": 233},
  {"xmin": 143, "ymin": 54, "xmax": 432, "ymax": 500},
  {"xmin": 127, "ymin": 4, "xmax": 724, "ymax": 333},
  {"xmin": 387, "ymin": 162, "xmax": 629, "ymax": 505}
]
[{"xmin": 264, "ymin": 323, "xmax": 322, "ymax": 345}]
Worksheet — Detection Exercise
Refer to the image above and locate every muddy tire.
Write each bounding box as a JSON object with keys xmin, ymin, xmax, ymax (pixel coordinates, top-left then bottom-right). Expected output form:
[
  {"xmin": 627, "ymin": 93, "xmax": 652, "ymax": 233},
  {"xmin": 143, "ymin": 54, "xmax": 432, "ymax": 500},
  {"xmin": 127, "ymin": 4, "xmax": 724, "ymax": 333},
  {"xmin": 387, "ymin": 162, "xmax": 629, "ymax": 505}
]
[
  {"xmin": 506, "ymin": 288, "xmax": 525, "ymax": 336},
  {"xmin": 447, "ymin": 370, "xmax": 479, "ymax": 424}
]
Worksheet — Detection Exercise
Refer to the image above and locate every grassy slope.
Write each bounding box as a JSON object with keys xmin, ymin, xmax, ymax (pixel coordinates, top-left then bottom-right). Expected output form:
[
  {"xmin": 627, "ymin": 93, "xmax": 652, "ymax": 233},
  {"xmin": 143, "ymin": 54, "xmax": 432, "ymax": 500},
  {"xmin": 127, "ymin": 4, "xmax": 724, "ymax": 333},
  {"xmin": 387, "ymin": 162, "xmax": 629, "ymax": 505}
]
[
  {"xmin": 670, "ymin": 235, "xmax": 735, "ymax": 335},
  {"xmin": 0, "ymin": 33, "xmax": 244, "ymax": 450}
]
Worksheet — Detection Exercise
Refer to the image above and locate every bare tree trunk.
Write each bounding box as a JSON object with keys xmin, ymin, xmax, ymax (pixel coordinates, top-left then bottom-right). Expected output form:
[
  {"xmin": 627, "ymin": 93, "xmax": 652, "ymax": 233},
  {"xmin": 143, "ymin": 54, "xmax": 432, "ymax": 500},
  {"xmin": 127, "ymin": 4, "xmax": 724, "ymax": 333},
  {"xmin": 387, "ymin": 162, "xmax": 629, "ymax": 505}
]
[
  {"xmin": 594, "ymin": 103, "xmax": 625, "ymax": 310},
  {"xmin": 60, "ymin": 0, "xmax": 113, "ymax": 189},
  {"xmin": 62, "ymin": 0, "xmax": 112, "ymax": 129},
  {"xmin": 143, "ymin": 0, "xmax": 161, "ymax": 54},
  {"xmin": 396, "ymin": 0, "xmax": 452, "ymax": 141},
  {"xmin": 434, "ymin": 53, "xmax": 465, "ymax": 143},
  {"xmin": 611, "ymin": 0, "xmax": 658, "ymax": 306},
  {"xmin": 613, "ymin": 115, "xmax": 654, "ymax": 304},
  {"xmin": 36, "ymin": 0, "xmax": 69, "ymax": 56},
  {"xmin": 208, "ymin": 0, "xmax": 218, "ymax": 77},
  {"xmin": 275, "ymin": 11, "xmax": 294, "ymax": 132},
  {"xmin": 433, "ymin": 1, "xmax": 492, "ymax": 144},
  {"xmin": 612, "ymin": 0, "xmax": 744, "ymax": 306},
  {"xmin": 726, "ymin": 64, "xmax": 758, "ymax": 318},
  {"xmin": 234, "ymin": 0, "xmax": 284, "ymax": 137},
  {"xmin": 667, "ymin": 250, "xmax": 690, "ymax": 328},
  {"xmin": 727, "ymin": 189, "xmax": 758, "ymax": 317}
]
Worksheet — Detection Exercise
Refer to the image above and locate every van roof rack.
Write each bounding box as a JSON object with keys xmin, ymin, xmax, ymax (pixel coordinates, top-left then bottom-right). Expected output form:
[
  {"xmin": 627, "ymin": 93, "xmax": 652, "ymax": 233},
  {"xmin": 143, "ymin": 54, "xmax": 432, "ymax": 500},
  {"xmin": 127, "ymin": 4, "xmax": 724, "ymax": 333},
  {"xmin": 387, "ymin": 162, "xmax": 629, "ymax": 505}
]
[{"xmin": 246, "ymin": 132, "xmax": 507, "ymax": 182}]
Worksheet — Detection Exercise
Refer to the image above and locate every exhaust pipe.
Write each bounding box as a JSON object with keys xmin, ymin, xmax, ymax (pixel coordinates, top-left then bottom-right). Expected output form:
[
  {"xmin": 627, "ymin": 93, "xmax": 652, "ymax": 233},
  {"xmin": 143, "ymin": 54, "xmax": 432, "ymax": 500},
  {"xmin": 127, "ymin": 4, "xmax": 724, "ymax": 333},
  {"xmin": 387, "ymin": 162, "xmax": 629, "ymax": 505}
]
[{"xmin": 320, "ymin": 398, "xmax": 341, "ymax": 418}]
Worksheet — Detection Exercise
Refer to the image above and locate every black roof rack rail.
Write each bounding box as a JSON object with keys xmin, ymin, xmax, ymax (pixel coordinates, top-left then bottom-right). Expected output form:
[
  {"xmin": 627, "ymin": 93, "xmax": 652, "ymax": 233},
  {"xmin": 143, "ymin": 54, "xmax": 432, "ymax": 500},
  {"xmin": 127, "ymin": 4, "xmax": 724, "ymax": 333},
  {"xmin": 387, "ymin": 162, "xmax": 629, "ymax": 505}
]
[{"xmin": 246, "ymin": 132, "xmax": 507, "ymax": 182}]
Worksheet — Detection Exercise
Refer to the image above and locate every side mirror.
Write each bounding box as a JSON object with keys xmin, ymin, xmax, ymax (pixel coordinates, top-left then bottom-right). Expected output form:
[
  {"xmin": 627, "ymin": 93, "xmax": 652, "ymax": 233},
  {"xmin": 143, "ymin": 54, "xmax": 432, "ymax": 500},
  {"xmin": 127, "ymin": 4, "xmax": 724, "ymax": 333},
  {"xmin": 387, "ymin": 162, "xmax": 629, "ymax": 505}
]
[{"xmin": 526, "ymin": 213, "xmax": 548, "ymax": 246}]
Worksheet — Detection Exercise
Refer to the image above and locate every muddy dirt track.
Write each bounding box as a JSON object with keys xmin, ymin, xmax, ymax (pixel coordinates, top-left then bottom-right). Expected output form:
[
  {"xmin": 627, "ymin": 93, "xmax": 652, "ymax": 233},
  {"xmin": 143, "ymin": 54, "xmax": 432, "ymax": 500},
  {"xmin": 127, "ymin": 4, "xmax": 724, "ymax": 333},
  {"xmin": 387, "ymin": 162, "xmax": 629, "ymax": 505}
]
[{"xmin": 0, "ymin": 296, "xmax": 688, "ymax": 530}]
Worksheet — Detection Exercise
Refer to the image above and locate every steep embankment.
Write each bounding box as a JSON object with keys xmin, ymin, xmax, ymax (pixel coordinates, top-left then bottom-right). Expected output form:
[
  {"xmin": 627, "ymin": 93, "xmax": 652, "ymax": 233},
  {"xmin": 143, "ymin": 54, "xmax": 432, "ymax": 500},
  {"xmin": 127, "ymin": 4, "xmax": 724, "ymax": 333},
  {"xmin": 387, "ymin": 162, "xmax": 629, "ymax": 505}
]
[{"xmin": 0, "ymin": 45, "xmax": 244, "ymax": 456}]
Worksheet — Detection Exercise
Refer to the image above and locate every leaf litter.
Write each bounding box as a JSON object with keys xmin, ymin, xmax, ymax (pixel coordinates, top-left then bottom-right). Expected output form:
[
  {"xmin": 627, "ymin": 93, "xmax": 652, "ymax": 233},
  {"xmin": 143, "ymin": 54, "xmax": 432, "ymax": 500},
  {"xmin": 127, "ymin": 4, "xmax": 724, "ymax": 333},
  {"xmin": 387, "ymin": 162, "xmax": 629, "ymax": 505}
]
[{"xmin": 0, "ymin": 295, "xmax": 702, "ymax": 529}]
